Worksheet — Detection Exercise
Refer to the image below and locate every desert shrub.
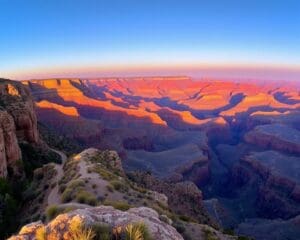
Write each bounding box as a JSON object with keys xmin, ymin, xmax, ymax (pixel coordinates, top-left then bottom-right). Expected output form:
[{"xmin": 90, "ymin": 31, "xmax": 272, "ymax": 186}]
[
  {"xmin": 91, "ymin": 223, "xmax": 112, "ymax": 240},
  {"xmin": 69, "ymin": 179, "xmax": 85, "ymax": 188},
  {"xmin": 76, "ymin": 191, "xmax": 97, "ymax": 206},
  {"xmin": 69, "ymin": 217, "xmax": 95, "ymax": 240},
  {"xmin": 155, "ymin": 201, "xmax": 169, "ymax": 211},
  {"xmin": 46, "ymin": 205, "xmax": 60, "ymax": 220},
  {"xmin": 178, "ymin": 215, "xmax": 192, "ymax": 222},
  {"xmin": 125, "ymin": 222, "xmax": 152, "ymax": 240},
  {"xmin": 92, "ymin": 166, "xmax": 116, "ymax": 181},
  {"xmin": 110, "ymin": 180, "xmax": 128, "ymax": 192},
  {"xmin": 203, "ymin": 227, "xmax": 218, "ymax": 240},
  {"xmin": 103, "ymin": 200, "xmax": 131, "ymax": 211},
  {"xmin": 110, "ymin": 180, "xmax": 122, "ymax": 190},
  {"xmin": 61, "ymin": 188, "xmax": 73, "ymax": 203}
]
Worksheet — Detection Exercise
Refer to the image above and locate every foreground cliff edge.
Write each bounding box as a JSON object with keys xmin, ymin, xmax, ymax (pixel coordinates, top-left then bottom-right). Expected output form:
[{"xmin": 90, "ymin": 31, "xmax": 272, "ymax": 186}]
[
  {"xmin": 0, "ymin": 78, "xmax": 240, "ymax": 240},
  {"xmin": 8, "ymin": 147, "xmax": 237, "ymax": 240}
]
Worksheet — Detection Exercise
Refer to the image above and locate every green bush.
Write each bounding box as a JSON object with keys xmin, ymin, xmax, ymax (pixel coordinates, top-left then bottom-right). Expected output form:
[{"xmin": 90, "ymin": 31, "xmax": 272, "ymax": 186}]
[
  {"xmin": 69, "ymin": 179, "xmax": 85, "ymax": 188},
  {"xmin": 61, "ymin": 188, "xmax": 73, "ymax": 203},
  {"xmin": 46, "ymin": 205, "xmax": 59, "ymax": 220},
  {"xmin": 91, "ymin": 223, "xmax": 112, "ymax": 240},
  {"xmin": 104, "ymin": 200, "xmax": 131, "ymax": 211},
  {"xmin": 203, "ymin": 227, "xmax": 218, "ymax": 240},
  {"xmin": 125, "ymin": 222, "xmax": 152, "ymax": 240},
  {"xmin": 110, "ymin": 180, "xmax": 128, "ymax": 192},
  {"xmin": 76, "ymin": 191, "xmax": 97, "ymax": 206}
]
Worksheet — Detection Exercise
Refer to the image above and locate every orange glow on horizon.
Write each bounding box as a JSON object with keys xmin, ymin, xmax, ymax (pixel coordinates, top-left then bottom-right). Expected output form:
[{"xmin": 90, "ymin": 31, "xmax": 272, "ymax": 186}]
[{"xmin": 4, "ymin": 61, "xmax": 300, "ymax": 81}]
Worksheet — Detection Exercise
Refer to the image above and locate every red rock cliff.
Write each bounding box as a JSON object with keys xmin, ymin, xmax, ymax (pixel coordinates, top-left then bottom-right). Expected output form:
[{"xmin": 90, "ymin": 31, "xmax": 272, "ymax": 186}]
[{"xmin": 0, "ymin": 79, "xmax": 39, "ymax": 177}]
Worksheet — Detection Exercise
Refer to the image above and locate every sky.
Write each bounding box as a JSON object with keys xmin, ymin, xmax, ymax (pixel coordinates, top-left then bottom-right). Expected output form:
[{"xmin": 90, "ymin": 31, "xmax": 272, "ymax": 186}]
[{"xmin": 1, "ymin": 0, "xmax": 300, "ymax": 80}]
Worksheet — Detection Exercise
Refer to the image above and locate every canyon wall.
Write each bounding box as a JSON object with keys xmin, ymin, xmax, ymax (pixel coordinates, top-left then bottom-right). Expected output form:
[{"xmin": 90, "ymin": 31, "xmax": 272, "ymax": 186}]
[{"xmin": 0, "ymin": 79, "xmax": 39, "ymax": 177}]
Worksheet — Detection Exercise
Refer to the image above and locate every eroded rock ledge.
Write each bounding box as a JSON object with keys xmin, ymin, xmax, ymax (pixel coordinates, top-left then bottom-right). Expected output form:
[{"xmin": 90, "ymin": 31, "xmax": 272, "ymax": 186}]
[{"xmin": 9, "ymin": 205, "xmax": 183, "ymax": 240}]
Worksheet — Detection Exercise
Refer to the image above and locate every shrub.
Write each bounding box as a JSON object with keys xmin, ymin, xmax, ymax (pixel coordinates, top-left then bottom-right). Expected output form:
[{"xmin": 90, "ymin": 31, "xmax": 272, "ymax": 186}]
[
  {"xmin": 61, "ymin": 188, "xmax": 73, "ymax": 203},
  {"xmin": 110, "ymin": 180, "xmax": 128, "ymax": 192},
  {"xmin": 69, "ymin": 217, "xmax": 95, "ymax": 240},
  {"xmin": 125, "ymin": 222, "xmax": 152, "ymax": 240},
  {"xmin": 104, "ymin": 200, "xmax": 131, "ymax": 211},
  {"xmin": 203, "ymin": 227, "xmax": 218, "ymax": 240},
  {"xmin": 92, "ymin": 166, "xmax": 116, "ymax": 181},
  {"xmin": 178, "ymin": 215, "xmax": 192, "ymax": 222},
  {"xmin": 76, "ymin": 191, "xmax": 97, "ymax": 206},
  {"xmin": 46, "ymin": 205, "xmax": 59, "ymax": 220},
  {"xmin": 91, "ymin": 223, "xmax": 112, "ymax": 240},
  {"xmin": 69, "ymin": 179, "xmax": 85, "ymax": 188}
]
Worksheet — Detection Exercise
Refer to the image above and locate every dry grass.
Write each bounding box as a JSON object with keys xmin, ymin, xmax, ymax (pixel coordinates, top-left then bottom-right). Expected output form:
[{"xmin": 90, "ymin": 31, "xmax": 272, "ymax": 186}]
[{"xmin": 69, "ymin": 216, "xmax": 95, "ymax": 240}]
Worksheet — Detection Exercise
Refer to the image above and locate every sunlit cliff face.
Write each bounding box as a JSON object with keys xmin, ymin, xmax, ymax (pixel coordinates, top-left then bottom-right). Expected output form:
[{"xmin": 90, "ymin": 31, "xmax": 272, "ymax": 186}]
[
  {"xmin": 21, "ymin": 76, "xmax": 300, "ymax": 222},
  {"xmin": 36, "ymin": 100, "xmax": 80, "ymax": 117},
  {"xmin": 23, "ymin": 77, "xmax": 300, "ymax": 129}
]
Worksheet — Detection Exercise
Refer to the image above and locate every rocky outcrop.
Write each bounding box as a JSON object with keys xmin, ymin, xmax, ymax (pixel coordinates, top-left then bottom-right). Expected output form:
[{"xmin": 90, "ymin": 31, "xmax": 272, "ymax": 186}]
[
  {"xmin": 244, "ymin": 124, "xmax": 300, "ymax": 154},
  {"xmin": 9, "ymin": 206, "xmax": 183, "ymax": 240},
  {"xmin": 0, "ymin": 79, "xmax": 40, "ymax": 177},
  {"xmin": 129, "ymin": 172, "xmax": 212, "ymax": 224},
  {"xmin": 231, "ymin": 151, "xmax": 300, "ymax": 219},
  {"xmin": 0, "ymin": 111, "xmax": 21, "ymax": 177}
]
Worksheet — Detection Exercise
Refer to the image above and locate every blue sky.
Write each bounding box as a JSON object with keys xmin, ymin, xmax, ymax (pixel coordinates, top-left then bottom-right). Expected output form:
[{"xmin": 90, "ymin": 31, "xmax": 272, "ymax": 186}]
[{"xmin": 1, "ymin": 0, "xmax": 300, "ymax": 79}]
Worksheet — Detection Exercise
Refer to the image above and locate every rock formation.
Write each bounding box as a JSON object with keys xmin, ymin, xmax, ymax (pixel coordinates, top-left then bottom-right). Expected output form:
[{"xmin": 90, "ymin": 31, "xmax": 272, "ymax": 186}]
[
  {"xmin": 244, "ymin": 124, "xmax": 300, "ymax": 154},
  {"xmin": 0, "ymin": 79, "xmax": 40, "ymax": 177},
  {"xmin": 9, "ymin": 206, "xmax": 184, "ymax": 240}
]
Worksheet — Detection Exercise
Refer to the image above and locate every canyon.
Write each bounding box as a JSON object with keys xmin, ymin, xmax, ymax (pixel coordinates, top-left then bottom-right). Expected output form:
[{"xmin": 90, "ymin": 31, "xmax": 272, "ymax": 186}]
[
  {"xmin": 21, "ymin": 76, "xmax": 300, "ymax": 239},
  {"xmin": 1, "ymin": 76, "xmax": 300, "ymax": 239}
]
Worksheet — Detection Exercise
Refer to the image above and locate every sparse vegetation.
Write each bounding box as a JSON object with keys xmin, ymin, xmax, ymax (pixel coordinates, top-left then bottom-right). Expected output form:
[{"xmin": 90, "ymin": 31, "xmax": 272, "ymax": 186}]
[
  {"xmin": 61, "ymin": 188, "xmax": 73, "ymax": 203},
  {"xmin": 76, "ymin": 190, "xmax": 97, "ymax": 206},
  {"xmin": 69, "ymin": 217, "xmax": 95, "ymax": 240},
  {"xmin": 203, "ymin": 227, "xmax": 218, "ymax": 240},
  {"xmin": 91, "ymin": 223, "xmax": 112, "ymax": 240},
  {"xmin": 46, "ymin": 205, "xmax": 77, "ymax": 221},
  {"xmin": 103, "ymin": 200, "xmax": 131, "ymax": 211},
  {"xmin": 46, "ymin": 205, "xmax": 60, "ymax": 220},
  {"xmin": 38, "ymin": 122, "xmax": 83, "ymax": 156},
  {"xmin": 125, "ymin": 222, "xmax": 152, "ymax": 240},
  {"xmin": 20, "ymin": 142, "xmax": 61, "ymax": 179}
]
